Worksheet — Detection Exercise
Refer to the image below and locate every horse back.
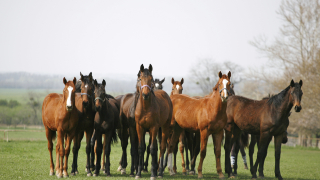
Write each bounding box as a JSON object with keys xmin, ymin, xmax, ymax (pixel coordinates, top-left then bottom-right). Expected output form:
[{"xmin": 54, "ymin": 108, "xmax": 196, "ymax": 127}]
[
  {"xmin": 227, "ymin": 96, "xmax": 268, "ymax": 134},
  {"xmin": 108, "ymin": 97, "xmax": 121, "ymax": 129}
]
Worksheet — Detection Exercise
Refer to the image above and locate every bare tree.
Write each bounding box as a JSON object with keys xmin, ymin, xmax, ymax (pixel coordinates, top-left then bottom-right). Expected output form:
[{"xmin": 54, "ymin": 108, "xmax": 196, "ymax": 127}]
[
  {"xmin": 250, "ymin": 0, "xmax": 320, "ymax": 144},
  {"xmin": 189, "ymin": 58, "xmax": 243, "ymax": 95}
]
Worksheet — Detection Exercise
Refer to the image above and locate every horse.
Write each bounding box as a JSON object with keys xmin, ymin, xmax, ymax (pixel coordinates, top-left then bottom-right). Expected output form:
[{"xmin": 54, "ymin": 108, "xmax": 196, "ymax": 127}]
[
  {"xmin": 153, "ymin": 78, "xmax": 165, "ymax": 91},
  {"xmin": 224, "ymin": 79, "xmax": 303, "ymax": 180},
  {"xmin": 91, "ymin": 79, "xmax": 118, "ymax": 176},
  {"xmin": 143, "ymin": 77, "xmax": 165, "ymax": 172},
  {"xmin": 42, "ymin": 77, "xmax": 78, "ymax": 178},
  {"xmin": 68, "ymin": 72, "xmax": 96, "ymax": 176},
  {"xmin": 167, "ymin": 71, "xmax": 232, "ymax": 179},
  {"xmin": 135, "ymin": 64, "xmax": 173, "ymax": 179}
]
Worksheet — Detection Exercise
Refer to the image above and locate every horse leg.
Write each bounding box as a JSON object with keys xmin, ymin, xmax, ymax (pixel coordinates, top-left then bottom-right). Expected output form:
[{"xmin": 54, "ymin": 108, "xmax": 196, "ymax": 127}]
[
  {"xmin": 90, "ymin": 130, "xmax": 96, "ymax": 171},
  {"xmin": 129, "ymin": 126, "xmax": 138, "ymax": 176},
  {"xmin": 71, "ymin": 132, "xmax": 80, "ymax": 175},
  {"xmin": 135, "ymin": 124, "xmax": 146, "ymax": 179},
  {"xmin": 212, "ymin": 130, "xmax": 225, "ymax": 179},
  {"xmin": 197, "ymin": 129, "xmax": 209, "ymax": 179},
  {"xmin": 173, "ymin": 140, "xmax": 178, "ymax": 173},
  {"xmin": 240, "ymin": 139, "xmax": 248, "ymax": 170},
  {"xmin": 167, "ymin": 124, "xmax": 183, "ymax": 176},
  {"xmin": 101, "ymin": 134, "xmax": 106, "ymax": 171},
  {"xmin": 250, "ymin": 134, "xmax": 272, "ymax": 179},
  {"xmin": 149, "ymin": 127, "xmax": 159, "ymax": 179},
  {"xmin": 249, "ymin": 135, "xmax": 257, "ymax": 170},
  {"xmin": 179, "ymin": 131, "xmax": 187, "ymax": 175},
  {"xmin": 119, "ymin": 127, "xmax": 128, "ymax": 175},
  {"xmin": 93, "ymin": 132, "xmax": 102, "ymax": 176},
  {"xmin": 190, "ymin": 132, "xmax": 200, "ymax": 175},
  {"xmin": 143, "ymin": 135, "xmax": 151, "ymax": 172},
  {"xmin": 63, "ymin": 130, "xmax": 76, "ymax": 177},
  {"xmin": 274, "ymin": 134, "xmax": 283, "ymax": 180},
  {"xmin": 184, "ymin": 131, "xmax": 190, "ymax": 174},
  {"xmin": 103, "ymin": 131, "xmax": 113, "ymax": 176},
  {"xmin": 158, "ymin": 120, "xmax": 170, "ymax": 178},
  {"xmin": 56, "ymin": 129, "xmax": 65, "ymax": 178},
  {"xmin": 85, "ymin": 129, "xmax": 93, "ymax": 176},
  {"xmin": 231, "ymin": 137, "xmax": 240, "ymax": 176},
  {"xmin": 45, "ymin": 127, "xmax": 55, "ymax": 176}
]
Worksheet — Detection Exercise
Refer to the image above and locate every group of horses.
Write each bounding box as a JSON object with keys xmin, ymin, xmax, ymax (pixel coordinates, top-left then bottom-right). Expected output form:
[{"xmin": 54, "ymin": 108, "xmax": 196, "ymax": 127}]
[{"xmin": 42, "ymin": 64, "xmax": 303, "ymax": 180}]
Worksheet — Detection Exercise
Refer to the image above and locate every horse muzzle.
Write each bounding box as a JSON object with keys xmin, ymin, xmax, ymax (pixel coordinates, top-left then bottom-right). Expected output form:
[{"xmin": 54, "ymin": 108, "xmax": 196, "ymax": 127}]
[
  {"xmin": 66, "ymin": 105, "xmax": 73, "ymax": 112},
  {"xmin": 221, "ymin": 96, "xmax": 228, "ymax": 103},
  {"xmin": 95, "ymin": 105, "xmax": 101, "ymax": 112},
  {"xmin": 294, "ymin": 105, "xmax": 302, "ymax": 112},
  {"xmin": 83, "ymin": 101, "xmax": 89, "ymax": 108},
  {"xmin": 142, "ymin": 93, "xmax": 150, "ymax": 100}
]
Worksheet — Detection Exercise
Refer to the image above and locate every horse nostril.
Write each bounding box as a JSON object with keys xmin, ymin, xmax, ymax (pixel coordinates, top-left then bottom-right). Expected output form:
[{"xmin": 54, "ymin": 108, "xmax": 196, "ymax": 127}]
[
  {"xmin": 295, "ymin": 105, "xmax": 302, "ymax": 112},
  {"xmin": 142, "ymin": 93, "xmax": 149, "ymax": 100},
  {"xmin": 83, "ymin": 101, "xmax": 88, "ymax": 106}
]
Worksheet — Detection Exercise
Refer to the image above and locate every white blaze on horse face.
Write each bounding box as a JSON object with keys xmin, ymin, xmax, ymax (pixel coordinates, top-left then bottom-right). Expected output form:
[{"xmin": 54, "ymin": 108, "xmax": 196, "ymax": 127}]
[
  {"xmin": 155, "ymin": 83, "xmax": 159, "ymax": 88},
  {"xmin": 85, "ymin": 85, "xmax": 88, "ymax": 89},
  {"xmin": 176, "ymin": 84, "xmax": 180, "ymax": 90},
  {"xmin": 67, "ymin": 86, "xmax": 73, "ymax": 107},
  {"xmin": 222, "ymin": 79, "xmax": 228, "ymax": 98}
]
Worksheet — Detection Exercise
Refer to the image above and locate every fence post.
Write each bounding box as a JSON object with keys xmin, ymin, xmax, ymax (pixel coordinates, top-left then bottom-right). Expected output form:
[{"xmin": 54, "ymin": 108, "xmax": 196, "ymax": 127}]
[{"xmin": 7, "ymin": 131, "xmax": 8, "ymax": 142}]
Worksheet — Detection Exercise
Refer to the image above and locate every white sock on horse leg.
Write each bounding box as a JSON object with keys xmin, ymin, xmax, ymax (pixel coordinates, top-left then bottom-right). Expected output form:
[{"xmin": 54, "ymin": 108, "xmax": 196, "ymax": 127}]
[{"xmin": 231, "ymin": 155, "xmax": 235, "ymax": 166}]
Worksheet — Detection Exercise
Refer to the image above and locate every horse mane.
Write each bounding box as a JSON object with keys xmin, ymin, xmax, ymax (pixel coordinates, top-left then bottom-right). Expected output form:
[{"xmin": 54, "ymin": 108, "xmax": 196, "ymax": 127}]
[{"xmin": 267, "ymin": 85, "xmax": 291, "ymax": 107}]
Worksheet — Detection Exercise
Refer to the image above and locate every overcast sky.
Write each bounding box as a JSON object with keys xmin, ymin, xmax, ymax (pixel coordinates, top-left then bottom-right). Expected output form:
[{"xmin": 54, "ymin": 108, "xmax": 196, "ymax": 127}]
[{"xmin": 0, "ymin": 0, "xmax": 281, "ymax": 79}]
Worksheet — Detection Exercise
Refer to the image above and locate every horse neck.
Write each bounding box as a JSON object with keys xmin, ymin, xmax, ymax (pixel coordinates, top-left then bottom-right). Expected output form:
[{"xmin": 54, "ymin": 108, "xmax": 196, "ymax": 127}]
[
  {"xmin": 208, "ymin": 90, "xmax": 226, "ymax": 109},
  {"xmin": 273, "ymin": 91, "xmax": 293, "ymax": 118}
]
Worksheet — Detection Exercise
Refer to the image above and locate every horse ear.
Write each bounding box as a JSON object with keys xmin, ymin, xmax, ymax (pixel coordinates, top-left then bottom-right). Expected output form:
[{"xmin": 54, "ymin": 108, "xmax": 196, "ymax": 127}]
[
  {"xmin": 171, "ymin": 78, "xmax": 175, "ymax": 85},
  {"xmin": 94, "ymin": 79, "xmax": 98, "ymax": 87},
  {"xmin": 148, "ymin": 64, "xmax": 153, "ymax": 74},
  {"xmin": 80, "ymin": 72, "xmax": 83, "ymax": 77},
  {"xmin": 137, "ymin": 70, "xmax": 141, "ymax": 78},
  {"xmin": 218, "ymin": 71, "xmax": 222, "ymax": 78},
  {"xmin": 80, "ymin": 72, "xmax": 84, "ymax": 81},
  {"xmin": 290, "ymin": 79, "xmax": 295, "ymax": 87},
  {"xmin": 73, "ymin": 77, "xmax": 77, "ymax": 86},
  {"xmin": 299, "ymin": 80, "xmax": 303, "ymax": 87},
  {"xmin": 161, "ymin": 78, "xmax": 165, "ymax": 84},
  {"xmin": 228, "ymin": 71, "xmax": 231, "ymax": 79},
  {"xmin": 140, "ymin": 64, "xmax": 144, "ymax": 73},
  {"xmin": 181, "ymin": 78, "xmax": 184, "ymax": 85},
  {"xmin": 102, "ymin": 79, "xmax": 106, "ymax": 87},
  {"xmin": 89, "ymin": 72, "xmax": 93, "ymax": 81},
  {"xmin": 63, "ymin": 77, "xmax": 67, "ymax": 85}
]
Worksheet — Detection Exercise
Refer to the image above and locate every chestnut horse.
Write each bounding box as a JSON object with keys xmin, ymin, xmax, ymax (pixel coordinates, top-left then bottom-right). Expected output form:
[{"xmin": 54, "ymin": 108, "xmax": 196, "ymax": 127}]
[
  {"xmin": 224, "ymin": 80, "xmax": 303, "ymax": 180},
  {"xmin": 91, "ymin": 79, "xmax": 118, "ymax": 176},
  {"xmin": 135, "ymin": 64, "xmax": 173, "ymax": 179},
  {"xmin": 42, "ymin": 77, "xmax": 78, "ymax": 178},
  {"xmin": 167, "ymin": 71, "xmax": 232, "ymax": 179},
  {"xmin": 70, "ymin": 72, "xmax": 95, "ymax": 176}
]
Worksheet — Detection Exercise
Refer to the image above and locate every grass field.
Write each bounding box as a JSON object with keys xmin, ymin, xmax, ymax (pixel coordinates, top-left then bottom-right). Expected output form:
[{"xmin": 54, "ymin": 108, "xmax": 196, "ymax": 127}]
[{"xmin": 1, "ymin": 136, "xmax": 320, "ymax": 180}]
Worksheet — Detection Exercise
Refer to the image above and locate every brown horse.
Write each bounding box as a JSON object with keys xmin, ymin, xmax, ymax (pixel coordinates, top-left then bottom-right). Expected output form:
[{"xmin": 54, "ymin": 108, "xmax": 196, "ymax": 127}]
[
  {"xmin": 167, "ymin": 71, "xmax": 232, "ymax": 179},
  {"xmin": 70, "ymin": 72, "xmax": 95, "ymax": 176},
  {"xmin": 135, "ymin": 64, "xmax": 173, "ymax": 179},
  {"xmin": 91, "ymin": 79, "xmax": 118, "ymax": 176},
  {"xmin": 42, "ymin": 77, "xmax": 78, "ymax": 178},
  {"xmin": 169, "ymin": 77, "xmax": 193, "ymax": 175},
  {"xmin": 224, "ymin": 80, "xmax": 303, "ymax": 180}
]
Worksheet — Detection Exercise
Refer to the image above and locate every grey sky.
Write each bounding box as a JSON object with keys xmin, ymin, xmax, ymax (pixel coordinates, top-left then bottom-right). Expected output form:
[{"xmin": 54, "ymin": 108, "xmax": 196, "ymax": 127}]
[{"xmin": 0, "ymin": 0, "xmax": 281, "ymax": 78}]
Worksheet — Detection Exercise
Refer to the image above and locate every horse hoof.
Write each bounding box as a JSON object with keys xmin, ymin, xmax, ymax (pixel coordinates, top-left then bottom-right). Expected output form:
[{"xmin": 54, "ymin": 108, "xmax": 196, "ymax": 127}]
[
  {"xmin": 63, "ymin": 174, "xmax": 69, "ymax": 178},
  {"xmin": 107, "ymin": 174, "xmax": 111, "ymax": 177},
  {"xmin": 130, "ymin": 174, "xmax": 135, "ymax": 177},
  {"xmin": 70, "ymin": 172, "xmax": 75, "ymax": 176},
  {"xmin": 182, "ymin": 172, "xmax": 187, "ymax": 176},
  {"xmin": 75, "ymin": 171, "xmax": 79, "ymax": 175},
  {"xmin": 259, "ymin": 176, "xmax": 265, "ymax": 179},
  {"xmin": 135, "ymin": 176, "xmax": 141, "ymax": 179},
  {"xmin": 150, "ymin": 177, "xmax": 156, "ymax": 180},
  {"xmin": 117, "ymin": 165, "xmax": 122, "ymax": 171},
  {"xmin": 93, "ymin": 174, "xmax": 98, "ymax": 177},
  {"xmin": 198, "ymin": 175, "xmax": 203, "ymax": 179},
  {"xmin": 87, "ymin": 173, "xmax": 92, "ymax": 177},
  {"xmin": 49, "ymin": 171, "xmax": 55, "ymax": 176},
  {"xmin": 157, "ymin": 175, "xmax": 163, "ymax": 179},
  {"xmin": 121, "ymin": 169, "xmax": 126, "ymax": 175},
  {"xmin": 189, "ymin": 171, "xmax": 195, "ymax": 175}
]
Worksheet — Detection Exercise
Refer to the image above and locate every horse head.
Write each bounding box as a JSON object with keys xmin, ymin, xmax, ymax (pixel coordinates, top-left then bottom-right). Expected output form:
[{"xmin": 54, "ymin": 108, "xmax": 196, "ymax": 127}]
[
  {"xmin": 289, "ymin": 79, "xmax": 303, "ymax": 112},
  {"xmin": 80, "ymin": 72, "xmax": 94, "ymax": 108},
  {"xmin": 171, "ymin": 78, "xmax": 184, "ymax": 95},
  {"xmin": 153, "ymin": 78, "xmax": 165, "ymax": 90},
  {"xmin": 94, "ymin": 79, "xmax": 106, "ymax": 112},
  {"xmin": 63, "ymin": 77, "xmax": 77, "ymax": 112},
  {"xmin": 139, "ymin": 64, "xmax": 153, "ymax": 100},
  {"xmin": 216, "ymin": 71, "xmax": 231, "ymax": 102}
]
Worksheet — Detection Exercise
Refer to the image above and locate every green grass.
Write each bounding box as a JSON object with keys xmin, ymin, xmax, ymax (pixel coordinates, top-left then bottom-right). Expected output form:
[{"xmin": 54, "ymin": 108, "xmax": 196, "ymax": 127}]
[{"xmin": 1, "ymin": 137, "xmax": 320, "ymax": 180}]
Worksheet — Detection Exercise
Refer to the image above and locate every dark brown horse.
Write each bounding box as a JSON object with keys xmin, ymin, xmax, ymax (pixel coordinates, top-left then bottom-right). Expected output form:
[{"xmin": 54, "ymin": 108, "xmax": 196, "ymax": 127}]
[
  {"xmin": 91, "ymin": 79, "xmax": 118, "ymax": 176},
  {"xmin": 224, "ymin": 80, "xmax": 303, "ymax": 180},
  {"xmin": 42, "ymin": 77, "xmax": 78, "ymax": 178},
  {"xmin": 70, "ymin": 72, "xmax": 95, "ymax": 176},
  {"xmin": 135, "ymin": 64, "xmax": 173, "ymax": 179},
  {"xmin": 167, "ymin": 71, "xmax": 232, "ymax": 179}
]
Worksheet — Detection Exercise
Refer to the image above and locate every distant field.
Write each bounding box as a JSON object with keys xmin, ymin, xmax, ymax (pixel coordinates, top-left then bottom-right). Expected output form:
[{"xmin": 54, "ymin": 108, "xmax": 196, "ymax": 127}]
[{"xmin": 1, "ymin": 136, "xmax": 320, "ymax": 180}]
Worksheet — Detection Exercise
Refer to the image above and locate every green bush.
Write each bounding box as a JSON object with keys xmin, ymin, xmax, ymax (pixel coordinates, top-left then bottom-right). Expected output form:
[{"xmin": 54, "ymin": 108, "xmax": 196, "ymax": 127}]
[{"xmin": 0, "ymin": 99, "xmax": 8, "ymax": 106}]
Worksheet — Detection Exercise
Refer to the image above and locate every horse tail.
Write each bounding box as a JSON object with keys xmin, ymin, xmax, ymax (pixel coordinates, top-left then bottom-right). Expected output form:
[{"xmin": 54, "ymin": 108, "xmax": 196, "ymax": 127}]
[
  {"xmin": 240, "ymin": 132, "xmax": 249, "ymax": 148},
  {"xmin": 52, "ymin": 131, "xmax": 56, "ymax": 141},
  {"xmin": 111, "ymin": 128, "xmax": 118, "ymax": 145}
]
